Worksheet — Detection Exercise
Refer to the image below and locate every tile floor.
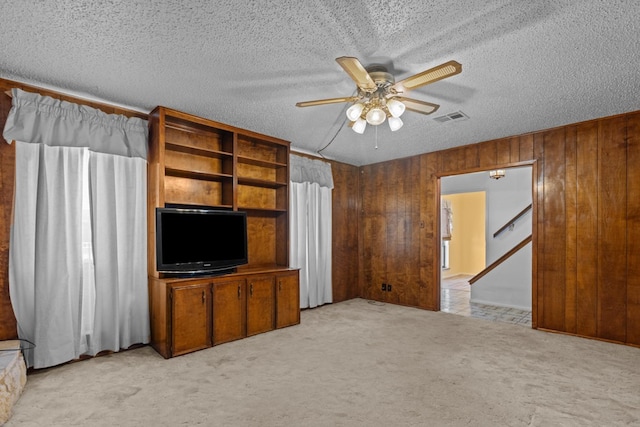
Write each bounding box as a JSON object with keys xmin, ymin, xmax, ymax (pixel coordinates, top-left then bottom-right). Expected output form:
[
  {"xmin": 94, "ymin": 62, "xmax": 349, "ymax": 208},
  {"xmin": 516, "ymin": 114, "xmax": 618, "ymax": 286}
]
[{"xmin": 441, "ymin": 274, "xmax": 532, "ymax": 327}]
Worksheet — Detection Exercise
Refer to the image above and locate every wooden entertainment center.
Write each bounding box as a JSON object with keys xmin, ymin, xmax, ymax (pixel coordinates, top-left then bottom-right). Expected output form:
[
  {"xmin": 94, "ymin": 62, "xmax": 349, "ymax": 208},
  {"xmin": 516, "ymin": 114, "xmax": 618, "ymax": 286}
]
[{"xmin": 147, "ymin": 106, "xmax": 299, "ymax": 358}]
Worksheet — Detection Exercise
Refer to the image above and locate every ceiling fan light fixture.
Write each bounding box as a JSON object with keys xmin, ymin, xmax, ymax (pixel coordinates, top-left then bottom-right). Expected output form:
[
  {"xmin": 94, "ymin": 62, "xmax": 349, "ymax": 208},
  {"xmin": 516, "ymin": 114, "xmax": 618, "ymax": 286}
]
[
  {"xmin": 352, "ymin": 118, "xmax": 367, "ymax": 134},
  {"xmin": 386, "ymin": 99, "xmax": 406, "ymax": 118},
  {"xmin": 346, "ymin": 103, "xmax": 365, "ymax": 121},
  {"xmin": 388, "ymin": 116, "xmax": 403, "ymax": 131},
  {"xmin": 366, "ymin": 107, "xmax": 386, "ymax": 125},
  {"xmin": 295, "ymin": 57, "xmax": 462, "ymax": 139}
]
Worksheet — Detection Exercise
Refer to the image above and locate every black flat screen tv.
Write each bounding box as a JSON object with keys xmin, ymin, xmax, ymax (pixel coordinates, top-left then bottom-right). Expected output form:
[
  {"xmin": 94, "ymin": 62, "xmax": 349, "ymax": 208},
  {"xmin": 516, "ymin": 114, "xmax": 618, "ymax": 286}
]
[{"xmin": 156, "ymin": 207, "xmax": 248, "ymax": 275}]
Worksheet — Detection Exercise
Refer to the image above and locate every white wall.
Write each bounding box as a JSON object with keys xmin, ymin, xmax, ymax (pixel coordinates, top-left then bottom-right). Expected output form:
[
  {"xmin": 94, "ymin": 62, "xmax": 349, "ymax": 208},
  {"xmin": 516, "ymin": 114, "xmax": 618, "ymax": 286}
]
[
  {"xmin": 441, "ymin": 166, "xmax": 532, "ymax": 310},
  {"xmin": 485, "ymin": 168, "xmax": 532, "ymax": 264},
  {"xmin": 471, "ymin": 243, "xmax": 532, "ymax": 310}
]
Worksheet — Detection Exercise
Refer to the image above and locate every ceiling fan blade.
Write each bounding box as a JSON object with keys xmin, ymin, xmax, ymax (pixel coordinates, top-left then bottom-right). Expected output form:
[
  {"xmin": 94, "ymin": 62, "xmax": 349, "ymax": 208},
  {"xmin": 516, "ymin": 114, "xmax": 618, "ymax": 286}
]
[
  {"xmin": 393, "ymin": 96, "xmax": 440, "ymax": 115},
  {"xmin": 335, "ymin": 57, "xmax": 377, "ymax": 92},
  {"xmin": 392, "ymin": 60, "xmax": 462, "ymax": 93},
  {"xmin": 296, "ymin": 96, "xmax": 360, "ymax": 107}
]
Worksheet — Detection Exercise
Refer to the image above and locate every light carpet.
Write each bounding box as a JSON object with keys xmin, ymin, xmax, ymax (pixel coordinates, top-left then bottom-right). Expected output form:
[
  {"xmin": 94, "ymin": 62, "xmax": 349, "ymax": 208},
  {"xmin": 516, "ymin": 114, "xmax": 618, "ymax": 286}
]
[{"xmin": 6, "ymin": 298, "xmax": 640, "ymax": 426}]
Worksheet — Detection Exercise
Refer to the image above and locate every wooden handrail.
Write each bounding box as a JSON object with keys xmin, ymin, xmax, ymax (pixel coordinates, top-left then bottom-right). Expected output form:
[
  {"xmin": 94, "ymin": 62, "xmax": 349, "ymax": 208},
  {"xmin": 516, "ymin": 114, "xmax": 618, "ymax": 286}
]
[
  {"xmin": 469, "ymin": 234, "xmax": 532, "ymax": 285},
  {"xmin": 493, "ymin": 204, "xmax": 532, "ymax": 238}
]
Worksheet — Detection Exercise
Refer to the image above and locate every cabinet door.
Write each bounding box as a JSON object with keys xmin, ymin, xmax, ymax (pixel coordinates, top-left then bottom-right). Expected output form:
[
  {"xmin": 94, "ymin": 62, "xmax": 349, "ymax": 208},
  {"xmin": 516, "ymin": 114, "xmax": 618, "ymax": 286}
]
[
  {"xmin": 171, "ymin": 282, "xmax": 212, "ymax": 356},
  {"xmin": 246, "ymin": 275, "xmax": 275, "ymax": 336},
  {"xmin": 276, "ymin": 271, "xmax": 300, "ymax": 328},
  {"xmin": 212, "ymin": 278, "xmax": 246, "ymax": 345}
]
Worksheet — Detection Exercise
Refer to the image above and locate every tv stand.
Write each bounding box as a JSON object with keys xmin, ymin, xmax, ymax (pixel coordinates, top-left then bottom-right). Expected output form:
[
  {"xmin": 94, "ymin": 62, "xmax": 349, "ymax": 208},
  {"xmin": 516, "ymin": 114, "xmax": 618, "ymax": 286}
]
[
  {"xmin": 160, "ymin": 268, "xmax": 237, "ymax": 279},
  {"xmin": 149, "ymin": 268, "xmax": 299, "ymax": 358}
]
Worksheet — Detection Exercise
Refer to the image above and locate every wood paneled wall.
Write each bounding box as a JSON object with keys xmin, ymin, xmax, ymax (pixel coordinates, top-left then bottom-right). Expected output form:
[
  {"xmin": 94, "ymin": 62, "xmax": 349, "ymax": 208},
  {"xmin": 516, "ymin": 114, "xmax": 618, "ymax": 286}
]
[
  {"xmin": 329, "ymin": 159, "xmax": 360, "ymax": 302},
  {"xmin": 360, "ymin": 111, "xmax": 640, "ymax": 347},
  {"xmin": 0, "ymin": 83, "xmax": 16, "ymax": 340},
  {"xmin": 360, "ymin": 157, "xmax": 424, "ymax": 306},
  {"xmin": 1, "ymin": 77, "xmax": 638, "ymax": 346}
]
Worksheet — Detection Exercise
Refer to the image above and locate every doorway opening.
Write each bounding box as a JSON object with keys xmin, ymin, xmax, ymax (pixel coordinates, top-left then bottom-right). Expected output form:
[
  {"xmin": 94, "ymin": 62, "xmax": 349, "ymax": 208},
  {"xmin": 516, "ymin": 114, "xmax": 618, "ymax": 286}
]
[{"xmin": 439, "ymin": 166, "xmax": 533, "ymax": 327}]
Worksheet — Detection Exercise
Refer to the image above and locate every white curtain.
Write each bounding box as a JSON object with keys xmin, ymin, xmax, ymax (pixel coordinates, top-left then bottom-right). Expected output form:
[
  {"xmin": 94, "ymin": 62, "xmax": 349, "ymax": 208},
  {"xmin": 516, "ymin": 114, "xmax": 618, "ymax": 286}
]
[
  {"xmin": 88, "ymin": 153, "xmax": 148, "ymax": 354},
  {"xmin": 3, "ymin": 89, "xmax": 149, "ymax": 368},
  {"xmin": 290, "ymin": 155, "xmax": 333, "ymax": 309}
]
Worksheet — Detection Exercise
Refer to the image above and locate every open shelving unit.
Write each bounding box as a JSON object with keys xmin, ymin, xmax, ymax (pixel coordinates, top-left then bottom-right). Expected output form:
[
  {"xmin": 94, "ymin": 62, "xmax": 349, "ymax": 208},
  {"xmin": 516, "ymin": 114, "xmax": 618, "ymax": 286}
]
[
  {"xmin": 147, "ymin": 106, "xmax": 291, "ymax": 276},
  {"xmin": 146, "ymin": 106, "xmax": 299, "ymax": 359}
]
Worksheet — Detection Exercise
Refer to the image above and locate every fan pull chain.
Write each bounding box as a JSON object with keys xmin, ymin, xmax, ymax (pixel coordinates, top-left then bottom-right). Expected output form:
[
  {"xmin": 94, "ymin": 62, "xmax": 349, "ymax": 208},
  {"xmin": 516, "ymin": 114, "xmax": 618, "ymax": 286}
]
[{"xmin": 375, "ymin": 125, "xmax": 378, "ymax": 149}]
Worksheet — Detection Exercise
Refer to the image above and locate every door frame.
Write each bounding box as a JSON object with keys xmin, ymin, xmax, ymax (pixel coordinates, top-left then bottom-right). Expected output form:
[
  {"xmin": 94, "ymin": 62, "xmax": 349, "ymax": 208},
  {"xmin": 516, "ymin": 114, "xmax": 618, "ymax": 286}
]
[{"xmin": 434, "ymin": 160, "xmax": 538, "ymax": 328}]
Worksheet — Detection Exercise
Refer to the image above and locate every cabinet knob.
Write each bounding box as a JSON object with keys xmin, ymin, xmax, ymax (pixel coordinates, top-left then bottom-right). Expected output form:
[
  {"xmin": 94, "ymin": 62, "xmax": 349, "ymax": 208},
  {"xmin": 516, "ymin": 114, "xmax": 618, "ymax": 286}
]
[
  {"xmin": 202, "ymin": 290, "xmax": 205, "ymax": 304},
  {"xmin": 250, "ymin": 283, "xmax": 253, "ymax": 296},
  {"xmin": 237, "ymin": 284, "xmax": 241, "ymax": 299}
]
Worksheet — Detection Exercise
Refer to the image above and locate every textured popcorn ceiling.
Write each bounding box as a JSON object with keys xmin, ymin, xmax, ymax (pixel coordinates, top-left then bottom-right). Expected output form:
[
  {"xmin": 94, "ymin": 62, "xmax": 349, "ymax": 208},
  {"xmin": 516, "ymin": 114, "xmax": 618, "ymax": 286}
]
[{"xmin": 1, "ymin": 1, "xmax": 639, "ymax": 165}]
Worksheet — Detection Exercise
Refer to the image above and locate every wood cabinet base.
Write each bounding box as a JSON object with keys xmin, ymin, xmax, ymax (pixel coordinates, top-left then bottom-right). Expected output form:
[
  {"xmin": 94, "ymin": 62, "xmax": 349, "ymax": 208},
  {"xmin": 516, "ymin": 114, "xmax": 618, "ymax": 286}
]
[{"xmin": 150, "ymin": 268, "xmax": 299, "ymax": 358}]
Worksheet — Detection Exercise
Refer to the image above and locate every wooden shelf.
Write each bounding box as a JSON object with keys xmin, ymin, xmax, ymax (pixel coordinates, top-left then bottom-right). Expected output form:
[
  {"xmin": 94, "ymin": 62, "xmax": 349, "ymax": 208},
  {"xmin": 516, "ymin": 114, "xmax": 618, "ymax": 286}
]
[
  {"xmin": 194, "ymin": 204, "xmax": 233, "ymax": 210},
  {"xmin": 165, "ymin": 167, "xmax": 233, "ymax": 182},
  {"xmin": 239, "ymin": 206, "xmax": 288, "ymax": 214},
  {"xmin": 237, "ymin": 176, "xmax": 287, "ymax": 188},
  {"xmin": 166, "ymin": 204, "xmax": 234, "ymax": 211},
  {"xmin": 166, "ymin": 142, "xmax": 232, "ymax": 160}
]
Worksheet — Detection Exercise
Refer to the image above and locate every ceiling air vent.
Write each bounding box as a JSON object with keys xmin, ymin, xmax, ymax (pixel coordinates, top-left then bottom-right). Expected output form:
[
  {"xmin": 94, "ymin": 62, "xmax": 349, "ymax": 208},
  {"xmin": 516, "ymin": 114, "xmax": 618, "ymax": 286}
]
[{"xmin": 433, "ymin": 111, "xmax": 469, "ymax": 123}]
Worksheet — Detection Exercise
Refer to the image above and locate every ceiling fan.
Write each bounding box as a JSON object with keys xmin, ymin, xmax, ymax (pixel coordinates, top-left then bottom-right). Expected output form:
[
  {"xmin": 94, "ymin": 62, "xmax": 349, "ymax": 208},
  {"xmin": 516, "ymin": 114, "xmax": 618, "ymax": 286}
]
[{"xmin": 296, "ymin": 57, "xmax": 462, "ymax": 133}]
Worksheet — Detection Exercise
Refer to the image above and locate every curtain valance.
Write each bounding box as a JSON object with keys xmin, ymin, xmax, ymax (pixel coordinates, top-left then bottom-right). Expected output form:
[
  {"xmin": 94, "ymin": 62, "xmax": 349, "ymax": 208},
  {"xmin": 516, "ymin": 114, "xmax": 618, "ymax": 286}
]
[
  {"xmin": 3, "ymin": 88, "xmax": 148, "ymax": 160},
  {"xmin": 290, "ymin": 154, "xmax": 334, "ymax": 189}
]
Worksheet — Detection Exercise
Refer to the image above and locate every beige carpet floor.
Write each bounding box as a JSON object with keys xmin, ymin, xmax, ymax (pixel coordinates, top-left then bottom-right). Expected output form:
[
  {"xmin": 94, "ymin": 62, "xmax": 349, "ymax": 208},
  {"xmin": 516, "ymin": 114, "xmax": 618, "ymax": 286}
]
[{"xmin": 6, "ymin": 298, "xmax": 640, "ymax": 426}]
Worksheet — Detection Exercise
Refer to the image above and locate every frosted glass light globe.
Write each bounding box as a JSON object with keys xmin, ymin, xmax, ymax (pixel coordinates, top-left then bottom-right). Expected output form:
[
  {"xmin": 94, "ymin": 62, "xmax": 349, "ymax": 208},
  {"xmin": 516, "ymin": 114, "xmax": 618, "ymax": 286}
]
[
  {"xmin": 388, "ymin": 116, "xmax": 403, "ymax": 131},
  {"xmin": 346, "ymin": 103, "xmax": 365, "ymax": 121},
  {"xmin": 365, "ymin": 108, "xmax": 386, "ymax": 125},
  {"xmin": 352, "ymin": 118, "xmax": 367, "ymax": 134},
  {"xmin": 386, "ymin": 99, "xmax": 406, "ymax": 118}
]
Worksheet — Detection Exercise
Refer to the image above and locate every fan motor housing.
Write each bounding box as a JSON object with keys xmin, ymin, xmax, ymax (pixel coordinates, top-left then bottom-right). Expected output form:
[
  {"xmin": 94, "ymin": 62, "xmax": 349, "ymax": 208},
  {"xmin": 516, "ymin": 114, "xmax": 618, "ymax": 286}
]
[{"xmin": 366, "ymin": 65, "xmax": 395, "ymax": 86}]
